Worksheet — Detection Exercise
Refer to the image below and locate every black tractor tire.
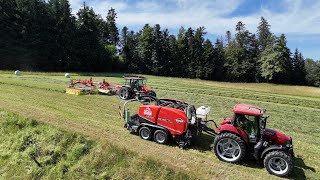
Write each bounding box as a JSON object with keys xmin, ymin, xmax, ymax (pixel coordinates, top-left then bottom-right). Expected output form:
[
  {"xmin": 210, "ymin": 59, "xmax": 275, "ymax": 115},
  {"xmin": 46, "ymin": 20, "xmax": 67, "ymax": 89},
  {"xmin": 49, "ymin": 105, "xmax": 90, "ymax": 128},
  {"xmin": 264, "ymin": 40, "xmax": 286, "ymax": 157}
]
[
  {"xmin": 153, "ymin": 130, "xmax": 168, "ymax": 144},
  {"xmin": 264, "ymin": 150, "xmax": 293, "ymax": 177},
  {"xmin": 213, "ymin": 132, "xmax": 246, "ymax": 163},
  {"xmin": 139, "ymin": 126, "xmax": 152, "ymax": 140},
  {"xmin": 119, "ymin": 87, "xmax": 131, "ymax": 100},
  {"xmin": 146, "ymin": 90, "xmax": 156, "ymax": 97}
]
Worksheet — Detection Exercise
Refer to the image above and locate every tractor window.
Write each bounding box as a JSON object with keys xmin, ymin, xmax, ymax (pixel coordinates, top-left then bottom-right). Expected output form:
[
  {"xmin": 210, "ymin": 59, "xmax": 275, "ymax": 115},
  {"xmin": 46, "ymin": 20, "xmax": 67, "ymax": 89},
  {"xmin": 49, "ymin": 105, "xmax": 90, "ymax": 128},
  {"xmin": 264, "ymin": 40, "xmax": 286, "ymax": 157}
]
[
  {"xmin": 186, "ymin": 105, "xmax": 194, "ymax": 120},
  {"xmin": 137, "ymin": 80, "xmax": 145, "ymax": 86},
  {"xmin": 234, "ymin": 114, "xmax": 259, "ymax": 137},
  {"xmin": 125, "ymin": 80, "xmax": 131, "ymax": 86},
  {"xmin": 132, "ymin": 80, "xmax": 139, "ymax": 90},
  {"xmin": 244, "ymin": 115, "xmax": 255, "ymax": 121}
]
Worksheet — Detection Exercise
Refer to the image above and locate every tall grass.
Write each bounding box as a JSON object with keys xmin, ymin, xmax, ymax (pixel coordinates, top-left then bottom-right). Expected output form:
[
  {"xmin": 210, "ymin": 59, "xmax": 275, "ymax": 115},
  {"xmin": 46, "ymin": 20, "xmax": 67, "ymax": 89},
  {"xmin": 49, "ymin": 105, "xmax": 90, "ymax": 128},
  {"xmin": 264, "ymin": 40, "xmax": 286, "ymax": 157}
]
[{"xmin": 0, "ymin": 111, "xmax": 193, "ymax": 179}]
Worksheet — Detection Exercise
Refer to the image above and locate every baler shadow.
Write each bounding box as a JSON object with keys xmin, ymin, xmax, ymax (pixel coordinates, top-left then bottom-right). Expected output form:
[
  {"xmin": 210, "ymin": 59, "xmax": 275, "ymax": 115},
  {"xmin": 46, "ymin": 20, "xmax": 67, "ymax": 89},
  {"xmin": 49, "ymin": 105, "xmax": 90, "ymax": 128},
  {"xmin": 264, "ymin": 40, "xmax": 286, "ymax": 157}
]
[{"xmin": 190, "ymin": 133, "xmax": 215, "ymax": 152}]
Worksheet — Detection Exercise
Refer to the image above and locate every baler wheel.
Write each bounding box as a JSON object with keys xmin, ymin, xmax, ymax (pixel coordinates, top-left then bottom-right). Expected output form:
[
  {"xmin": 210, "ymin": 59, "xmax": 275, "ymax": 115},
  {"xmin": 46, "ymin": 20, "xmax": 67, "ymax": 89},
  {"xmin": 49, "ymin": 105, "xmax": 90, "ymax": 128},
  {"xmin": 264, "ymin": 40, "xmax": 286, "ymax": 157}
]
[
  {"xmin": 154, "ymin": 130, "xmax": 168, "ymax": 144},
  {"xmin": 139, "ymin": 127, "xmax": 152, "ymax": 140}
]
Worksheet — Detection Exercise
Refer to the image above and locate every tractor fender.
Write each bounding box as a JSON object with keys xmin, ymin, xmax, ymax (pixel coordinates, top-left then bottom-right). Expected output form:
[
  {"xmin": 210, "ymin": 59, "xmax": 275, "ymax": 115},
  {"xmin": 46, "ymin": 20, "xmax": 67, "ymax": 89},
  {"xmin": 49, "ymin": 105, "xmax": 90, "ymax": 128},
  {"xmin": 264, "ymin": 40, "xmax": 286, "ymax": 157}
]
[
  {"xmin": 217, "ymin": 124, "xmax": 249, "ymax": 143},
  {"xmin": 260, "ymin": 145, "xmax": 284, "ymax": 159},
  {"xmin": 139, "ymin": 123, "xmax": 170, "ymax": 135},
  {"xmin": 122, "ymin": 85, "xmax": 132, "ymax": 89}
]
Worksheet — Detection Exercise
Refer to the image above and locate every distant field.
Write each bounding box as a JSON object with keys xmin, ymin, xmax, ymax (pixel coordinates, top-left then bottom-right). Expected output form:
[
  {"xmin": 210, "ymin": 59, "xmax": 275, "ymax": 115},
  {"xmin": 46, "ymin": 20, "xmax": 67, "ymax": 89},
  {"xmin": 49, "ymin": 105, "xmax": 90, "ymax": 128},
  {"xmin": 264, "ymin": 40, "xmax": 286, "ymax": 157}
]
[{"xmin": 0, "ymin": 71, "xmax": 319, "ymax": 179}]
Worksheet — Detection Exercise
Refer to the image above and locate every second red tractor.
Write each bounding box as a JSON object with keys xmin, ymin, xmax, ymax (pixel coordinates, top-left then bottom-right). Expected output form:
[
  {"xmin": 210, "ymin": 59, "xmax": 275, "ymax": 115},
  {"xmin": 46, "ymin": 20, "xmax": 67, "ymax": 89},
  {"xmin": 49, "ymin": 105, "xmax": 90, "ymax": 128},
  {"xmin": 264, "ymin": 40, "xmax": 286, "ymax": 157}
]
[{"xmin": 118, "ymin": 77, "xmax": 156, "ymax": 100}]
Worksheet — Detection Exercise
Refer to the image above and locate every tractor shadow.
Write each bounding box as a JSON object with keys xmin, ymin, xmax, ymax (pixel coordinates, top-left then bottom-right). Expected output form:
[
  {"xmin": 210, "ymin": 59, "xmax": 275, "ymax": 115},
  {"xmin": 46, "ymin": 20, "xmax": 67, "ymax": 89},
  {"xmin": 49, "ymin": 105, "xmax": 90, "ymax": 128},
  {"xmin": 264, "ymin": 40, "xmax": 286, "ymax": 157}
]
[{"xmin": 290, "ymin": 156, "xmax": 316, "ymax": 180}]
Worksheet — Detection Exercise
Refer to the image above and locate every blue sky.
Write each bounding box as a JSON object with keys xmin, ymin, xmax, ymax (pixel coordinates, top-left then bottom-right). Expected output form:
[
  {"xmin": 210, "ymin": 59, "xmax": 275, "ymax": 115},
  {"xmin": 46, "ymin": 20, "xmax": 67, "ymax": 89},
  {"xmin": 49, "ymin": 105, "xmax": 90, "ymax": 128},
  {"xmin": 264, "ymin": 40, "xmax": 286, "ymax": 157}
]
[{"xmin": 69, "ymin": 0, "xmax": 320, "ymax": 60}]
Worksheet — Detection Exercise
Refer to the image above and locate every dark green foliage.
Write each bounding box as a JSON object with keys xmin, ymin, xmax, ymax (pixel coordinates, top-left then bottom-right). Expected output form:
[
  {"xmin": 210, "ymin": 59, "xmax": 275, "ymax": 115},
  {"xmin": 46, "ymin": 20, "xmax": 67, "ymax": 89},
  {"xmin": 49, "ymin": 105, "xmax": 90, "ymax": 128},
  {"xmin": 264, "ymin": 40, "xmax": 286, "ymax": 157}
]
[
  {"xmin": 271, "ymin": 34, "xmax": 292, "ymax": 84},
  {"xmin": 257, "ymin": 17, "xmax": 273, "ymax": 51},
  {"xmin": 258, "ymin": 34, "xmax": 296, "ymax": 84},
  {"xmin": 139, "ymin": 24, "xmax": 154, "ymax": 74},
  {"xmin": 290, "ymin": 49, "xmax": 306, "ymax": 85},
  {"xmin": 0, "ymin": 1, "xmax": 119, "ymax": 72},
  {"xmin": 225, "ymin": 22, "xmax": 259, "ymax": 82},
  {"xmin": 48, "ymin": 0, "xmax": 75, "ymax": 71},
  {"xmin": 105, "ymin": 7, "xmax": 119, "ymax": 46},
  {"xmin": 73, "ymin": 5, "xmax": 104, "ymax": 71},
  {"xmin": 305, "ymin": 58, "xmax": 320, "ymax": 86}
]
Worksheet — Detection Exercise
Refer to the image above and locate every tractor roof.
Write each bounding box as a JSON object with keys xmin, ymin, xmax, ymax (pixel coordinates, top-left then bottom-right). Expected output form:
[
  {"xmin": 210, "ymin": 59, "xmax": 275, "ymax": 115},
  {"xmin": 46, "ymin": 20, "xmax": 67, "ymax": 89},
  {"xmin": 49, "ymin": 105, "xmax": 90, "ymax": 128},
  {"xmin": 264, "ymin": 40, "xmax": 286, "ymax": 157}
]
[
  {"xmin": 124, "ymin": 76, "xmax": 145, "ymax": 80},
  {"xmin": 233, "ymin": 103, "xmax": 264, "ymax": 116}
]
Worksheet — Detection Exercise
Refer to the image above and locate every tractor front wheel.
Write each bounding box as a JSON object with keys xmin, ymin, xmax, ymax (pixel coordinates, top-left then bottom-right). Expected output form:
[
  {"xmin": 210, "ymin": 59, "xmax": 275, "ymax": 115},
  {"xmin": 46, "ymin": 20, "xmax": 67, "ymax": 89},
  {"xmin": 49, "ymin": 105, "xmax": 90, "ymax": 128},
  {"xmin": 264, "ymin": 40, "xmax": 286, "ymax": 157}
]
[
  {"xmin": 139, "ymin": 127, "xmax": 152, "ymax": 140},
  {"xmin": 119, "ymin": 87, "xmax": 131, "ymax": 100},
  {"xmin": 147, "ymin": 90, "xmax": 156, "ymax": 97},
  {"xmin": 213, "ymin": 132, "xmax": 246, "ymax": 163},
  {"xmin": 154, "ymin": 130, "xmax": 168, "ymax": 144},
  {"xmin": 264, "ymin": 151, "xmax": 293, "ymax": 177}
]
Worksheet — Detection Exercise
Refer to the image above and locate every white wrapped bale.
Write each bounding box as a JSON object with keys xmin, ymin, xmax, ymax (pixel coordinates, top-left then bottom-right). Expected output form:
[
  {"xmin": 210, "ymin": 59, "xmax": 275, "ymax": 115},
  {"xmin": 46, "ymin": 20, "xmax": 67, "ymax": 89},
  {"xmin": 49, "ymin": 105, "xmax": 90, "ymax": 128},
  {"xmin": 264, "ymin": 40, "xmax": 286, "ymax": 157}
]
[
  {"xmin": 15, "ymin": 70, "xmax": 22, "ymax": 76},
  {"xmin": 65, "ymin": 73, "xmax": 71, "ymax": 78}
]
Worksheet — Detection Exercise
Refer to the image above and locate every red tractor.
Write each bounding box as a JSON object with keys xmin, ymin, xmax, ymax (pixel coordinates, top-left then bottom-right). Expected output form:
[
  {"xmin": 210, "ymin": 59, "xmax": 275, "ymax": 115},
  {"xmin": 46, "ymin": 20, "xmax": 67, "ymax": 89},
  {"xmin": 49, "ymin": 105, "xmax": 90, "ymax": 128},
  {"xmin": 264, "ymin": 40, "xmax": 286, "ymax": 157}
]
[
  {"xmin": 118, "ymin": 77, "xmax": 156, "ymax": 100},
  {"xmin": 120, "ymin": 97, "xmax": 294, "ymax": 177}
]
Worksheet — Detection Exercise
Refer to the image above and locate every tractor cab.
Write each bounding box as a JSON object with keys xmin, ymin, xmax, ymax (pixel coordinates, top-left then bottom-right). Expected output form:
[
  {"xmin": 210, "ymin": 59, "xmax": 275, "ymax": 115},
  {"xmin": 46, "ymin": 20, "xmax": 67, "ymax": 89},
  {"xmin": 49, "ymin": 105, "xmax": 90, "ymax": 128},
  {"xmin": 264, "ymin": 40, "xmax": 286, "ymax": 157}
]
[
  {"xmin": 232, "ymin": 103, "xmax": 264, "ymax": 143},
  {"xmin": 119, "ymin": 77, "xmax": 156, "ymax": 100},
  {"xmin": 124, "ymin": 77, "xmax": 146, "ymax": 91}
]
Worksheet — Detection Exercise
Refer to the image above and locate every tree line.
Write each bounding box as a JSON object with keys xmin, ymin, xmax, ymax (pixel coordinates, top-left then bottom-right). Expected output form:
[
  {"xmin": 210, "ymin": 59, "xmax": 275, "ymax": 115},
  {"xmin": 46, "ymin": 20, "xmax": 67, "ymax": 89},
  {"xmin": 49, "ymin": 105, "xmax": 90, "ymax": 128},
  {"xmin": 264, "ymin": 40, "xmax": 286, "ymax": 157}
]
[{"xmin": 1, "ymin": 0, "xmax": 319, "ymax": 86}]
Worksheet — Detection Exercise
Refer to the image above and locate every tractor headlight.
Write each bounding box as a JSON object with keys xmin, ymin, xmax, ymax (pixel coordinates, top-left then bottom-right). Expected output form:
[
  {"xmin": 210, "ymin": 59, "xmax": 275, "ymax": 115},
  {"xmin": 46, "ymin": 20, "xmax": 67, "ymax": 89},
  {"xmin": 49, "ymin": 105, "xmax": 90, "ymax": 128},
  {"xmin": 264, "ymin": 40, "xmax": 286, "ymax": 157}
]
[
  {"xmin": 283, "ymin": 140, "xmax": 294, "ymax": 156},
  {"xmin": 286, "ymin": 143, "xmax": 293, "ymax": 148},
  {"xmin": 283, "ymin": 140, "xmax": 293, "ymax": 149}
]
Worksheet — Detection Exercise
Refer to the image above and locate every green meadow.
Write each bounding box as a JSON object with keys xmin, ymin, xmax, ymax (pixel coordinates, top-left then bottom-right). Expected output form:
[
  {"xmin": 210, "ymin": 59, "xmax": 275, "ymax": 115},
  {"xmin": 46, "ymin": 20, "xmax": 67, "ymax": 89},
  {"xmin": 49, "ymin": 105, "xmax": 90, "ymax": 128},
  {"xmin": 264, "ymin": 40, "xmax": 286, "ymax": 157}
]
[{"xmin": 0, "ymin": 71, "xmax": 319, "ymax": 179}]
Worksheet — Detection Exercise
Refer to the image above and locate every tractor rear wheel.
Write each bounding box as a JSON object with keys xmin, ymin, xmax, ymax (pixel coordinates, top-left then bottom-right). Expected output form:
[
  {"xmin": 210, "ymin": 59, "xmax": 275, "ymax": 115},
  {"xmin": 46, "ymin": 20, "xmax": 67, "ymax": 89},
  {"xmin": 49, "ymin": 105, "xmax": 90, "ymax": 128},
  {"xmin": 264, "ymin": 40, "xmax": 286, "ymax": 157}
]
[
  {"xmin": 139, "ymin": 127, "xmax": 152, "ymax": 140},
  {"xmin": 213, "ymin": 132, "xmax": 246, "ymax": 163},
  {"xmin": 264, "ymin": 151, "xmax": 293, "ymax": 177},
  {"xmin": 119, "ymin": 87, "xmax": 131, "ymax": 100},
  {"xmin": 147, "ymin": 90, "xmax": 156, "ymax": 97},
  {"xmin": 153, "ymin": 130, "xmax": 168, "ymax": 144}
]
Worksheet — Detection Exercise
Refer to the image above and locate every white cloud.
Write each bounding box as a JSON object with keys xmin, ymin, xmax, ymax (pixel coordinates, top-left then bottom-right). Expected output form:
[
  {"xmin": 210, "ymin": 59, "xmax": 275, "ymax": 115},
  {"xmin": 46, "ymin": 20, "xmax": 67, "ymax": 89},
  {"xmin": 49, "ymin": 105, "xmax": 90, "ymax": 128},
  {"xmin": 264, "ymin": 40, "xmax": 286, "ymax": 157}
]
[
  {"xmin": 69, "ymin": 0, "xmax": 128, "ymax": 17},
  {"xmin": 68, "ymin": 0, "xmax": 320, "ymax": 36}
]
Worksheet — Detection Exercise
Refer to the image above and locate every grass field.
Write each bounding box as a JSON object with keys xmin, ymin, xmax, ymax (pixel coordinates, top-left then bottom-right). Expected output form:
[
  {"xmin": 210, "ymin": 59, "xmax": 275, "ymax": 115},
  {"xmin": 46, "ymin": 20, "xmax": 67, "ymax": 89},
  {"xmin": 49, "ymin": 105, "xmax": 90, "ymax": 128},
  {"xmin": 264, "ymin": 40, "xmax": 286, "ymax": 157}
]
[{"xmin": 0, "ymin": 71, "xmax": 319, "ymax": 179}]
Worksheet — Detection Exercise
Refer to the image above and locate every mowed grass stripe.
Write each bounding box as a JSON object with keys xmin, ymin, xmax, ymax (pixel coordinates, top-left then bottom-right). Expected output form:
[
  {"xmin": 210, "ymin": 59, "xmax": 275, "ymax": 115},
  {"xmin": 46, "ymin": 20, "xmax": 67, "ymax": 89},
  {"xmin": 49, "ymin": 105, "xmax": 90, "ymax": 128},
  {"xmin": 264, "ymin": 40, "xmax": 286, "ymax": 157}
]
[
  {"xmin": 152, "ymin": 84, "xmax": 320, "ymax": 109},
  {"xmin": 147, "ymin": 75, "xmax": 320, "ymax": 98},
  {"xmin": 150, "ymin": 81, "xmax": 320, "ymax": 102},
  {"xmin": 1, "ymin": 75, "xmax": 319, "ymax": 110},
  {"xmin": 148, "ymin": 79, "xmax": 320, "ymax": 100}
]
